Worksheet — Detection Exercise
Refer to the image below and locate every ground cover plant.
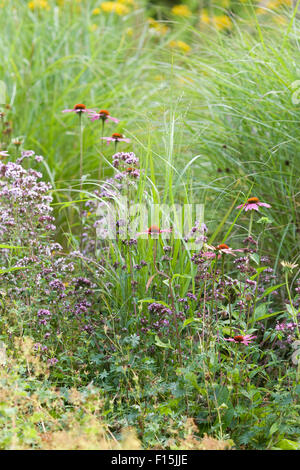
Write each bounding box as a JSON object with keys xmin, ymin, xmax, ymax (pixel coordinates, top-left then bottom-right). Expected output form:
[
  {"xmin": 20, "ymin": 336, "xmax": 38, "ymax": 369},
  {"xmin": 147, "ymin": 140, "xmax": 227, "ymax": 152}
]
[{"xmin": 0, "ymin": 0, "xmax": 299, "ymax": 450}]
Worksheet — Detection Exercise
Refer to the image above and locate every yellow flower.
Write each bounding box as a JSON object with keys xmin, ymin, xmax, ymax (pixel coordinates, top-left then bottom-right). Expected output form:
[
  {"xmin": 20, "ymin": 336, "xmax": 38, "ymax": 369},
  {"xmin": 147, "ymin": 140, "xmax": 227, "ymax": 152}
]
[
  {"xmin": 118, "ymin": 0, "xmax": 135, "ymax": 5},
  {"xmin": 169, "ymin": 40, "xmax": 191, "ymax": 53},
  {"xmin": 89, "ymin": 24, "xmax": 98, "ymax": 32},
  {"xmin": 28, "ymin": 0, "xmax": 50, "ymax": 10},
  {"xmin": 148, "ymin": 18, "xmax": 169, "ymax": 36},
  {"xmin": 171, "ymin": 4, "xmax": 192, "ymax": 18},
  {"xmin": 200, "ymin": 10, "xmax": 210, "ymax": 25},
  {"xmin": 101, "ymin": 1, "xmax": 129, "ymax": 15},
  {"xmin": 213, "ymin": 15, "xmax": 232, "ymax": 31},
  {"xmin": 92, "ymin": 7, "xmax": 101, "ymax": 15}
]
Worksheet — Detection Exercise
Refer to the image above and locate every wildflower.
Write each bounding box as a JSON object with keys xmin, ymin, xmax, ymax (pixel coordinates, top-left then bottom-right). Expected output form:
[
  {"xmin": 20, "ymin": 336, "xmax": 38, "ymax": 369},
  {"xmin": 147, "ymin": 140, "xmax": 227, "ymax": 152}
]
[
  {"xmin": 0, "ymin": 151, "xmax": 9, "ymax": 158},
  {"xmin": 202, "ymin": 243, "xmax": 243, "ymax": 258},
  {"xmin": 148, "ymin": 18, "xmax": 169, "ymax": 36},
  {"xmin": 171, "ymin": 5, "xmax": 192, "ymax": 18},
  {"xmin": 89, "ymin": 24, "xmax": 98, "ymax": 32},
  {"xmin": 168, "ymin": 40, "xmax": 191, "ymax": 53},
  {"xmin": 48, "ymin": 357, "xmax": 58, "ymax": 366},
  {"xmin": 137, "ymin": 225, "xmax": 172, "ymax": 237},
  {"xmin": 12, "ymin": 137, "xmax": 24, "ymax": 147},
  {"xmin": 100, "ymin": 2, "xmax": 129, "ymax": 15},
  {"xmin": 200, "ymin": 10, "xmax": 210, "ymax": 25},
  {"xmin": 118, "ymin": 0, "xmax": 135, "ymax": 5},
  {"xmin": 101, "ymin": 133, "xmax": 130, "ymax": 145},
  {"xmin": 281, "ymin": 261, "xmax": 298, "ymax": 273},
  {"xmin": 62, "ymin": 104, "xmax": 93, "ymax": 114},
  {"xmin": 92, "ymin": 7, "xmax": 101, "ymax": 15},
  {"xmin": 225, "ymin": 334, "xmax": 257, "ymax": 345},
  {"xmin": 236, "ymin": 197, "xmax": 271, "ymax": 212},
  {"xmin": 213, "ymin": 15, "xmax": 232, "ymax": 31},
  {"xmin": 89, "ymin": 109, "xmax": 119, "ymax": 123},
  {"xmin": 28, "ymin": 0, "xmax": 50, "ymax": 11}
]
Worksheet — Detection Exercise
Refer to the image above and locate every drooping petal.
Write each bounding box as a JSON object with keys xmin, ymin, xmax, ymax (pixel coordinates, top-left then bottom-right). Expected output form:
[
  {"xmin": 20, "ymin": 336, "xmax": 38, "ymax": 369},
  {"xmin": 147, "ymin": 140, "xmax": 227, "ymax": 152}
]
[
  {"xmin": 244, "ymin": 203, "xmax": 259, "ymax": 211},
  {"xmin": 107, "ymin": 115, "xmax": 120, "ymax": 123}
]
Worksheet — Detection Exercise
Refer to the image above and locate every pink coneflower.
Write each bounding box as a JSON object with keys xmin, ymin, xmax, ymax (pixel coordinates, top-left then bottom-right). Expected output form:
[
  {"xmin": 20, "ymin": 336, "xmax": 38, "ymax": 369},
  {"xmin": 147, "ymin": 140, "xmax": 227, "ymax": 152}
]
[
  {"xmin": 101, "ymin": 133, "xmax": 131, "ymax": 145},
  {"xmin": 0, "ymin": 151, "xmax": 9, "ymax": 157},
  {"xmin": 237, "ymin": 197, "xmax": 271, "ymax": 212},
  {"xmin": 225, "ymin": 334, "xmax": 257, "ymax": 345},
  {"xmin": 137, "ymin": 225, "xmax": 172, "ymax": 237},
  {"xmin": 202, "ymin": 243, "xmax": 244, "ymax": 258},
  {"xmin": 62, "ymin": 103, "xmax": 93, "ymax": 114},
  {"xmin": 89, "ymin": 109, "xmax": 119, "ymax": 123}
]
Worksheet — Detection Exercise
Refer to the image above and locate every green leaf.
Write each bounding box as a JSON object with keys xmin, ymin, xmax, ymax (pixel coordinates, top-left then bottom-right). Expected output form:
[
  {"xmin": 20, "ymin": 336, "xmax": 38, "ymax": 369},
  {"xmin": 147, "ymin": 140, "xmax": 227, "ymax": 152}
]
[
  {"xmin": 250, "ymin": 253, "xmax": 260, "ymax": 265},
  {"xmin": 275, "ymin": 439, "xmax": 300, "ymax": 450},
  {"xmin": 254, "ymin": 310, "xmax": 284, "ymax": 322},
  {"xmin": 269, "ymin": 422, "xmax": 279, "ymax": 436},
  {"xmin": 154, "ymin": 335, "xmax": 173, "ymax": 350},
  {"xmin": 181, "ymin": 317, "xmax": 201, "ymax": 330},
  {"xmin": 0, "ymin": 244, "xmax": 24, "ymax": 249},
  {"xmin": 250, "ymin": 266, "xmax": 268, "ymax": 280},
  {"xmin": 171, "ymin": 273, "xmax": 192, "ymax": 282},
  {"xmin": 0, "ymin": 266, "xmax": 29, "ymax": 274},
  {"xmin": 257, "ymin": 283, "xmax": 284, "ymax": 301}
]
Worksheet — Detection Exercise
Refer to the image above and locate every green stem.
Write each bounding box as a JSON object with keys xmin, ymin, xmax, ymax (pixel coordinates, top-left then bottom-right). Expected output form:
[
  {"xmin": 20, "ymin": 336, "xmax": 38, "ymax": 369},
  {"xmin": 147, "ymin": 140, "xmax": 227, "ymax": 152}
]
[
  {"xmin": 285, "ymin": 272, "xmax": 300, "ymax": 339},
  {"xmin": 248, "ymin": 211, "xmax": 254, "ymax": 237},
  {"xmin": 79, "ymin": 113, "xmax": 84, "ymax": 251}
]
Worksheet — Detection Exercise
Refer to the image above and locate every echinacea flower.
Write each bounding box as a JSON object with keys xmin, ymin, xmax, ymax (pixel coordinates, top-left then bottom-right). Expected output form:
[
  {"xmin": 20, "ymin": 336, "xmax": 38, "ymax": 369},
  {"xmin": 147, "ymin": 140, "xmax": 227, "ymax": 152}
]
[
  {"xmin": 137, "ymin": 225, "xmax": 172, "ymax": 237},
  {"xmin": 281, "ymin": 260, "xmax": 299, "ymax": 273},
  {"xmin": 101, "ymin": 133, "xmax": 131, "ymax": 145},
  {"xmin": 171, "ymin": 4, "xmax": 192, "ymax": 18},
  {"xmin": 89, "ymin": 109, "xmax": 119, "ymax": 123},
  {"xmin": 236, "ymin": 197, "xmax": 271, "ymax": 212},
  {"xmin": 202, "ymin": 243, "xmax": 243, "ymax": 258},
  {"xmin": 62, "ymin": 104, "xmax": 93, "ymax": 114},
  {"xmin": 225, "ymin": 334, "xmax": 257, "ymax": 345},
  {"xmin": 0, "ymin": 151, "xmax": 9, "ymax": 157}
]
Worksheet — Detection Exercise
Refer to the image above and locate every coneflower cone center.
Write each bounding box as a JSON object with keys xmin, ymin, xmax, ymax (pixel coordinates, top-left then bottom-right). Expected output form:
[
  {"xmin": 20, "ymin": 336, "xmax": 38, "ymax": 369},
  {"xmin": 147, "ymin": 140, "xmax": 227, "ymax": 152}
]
[
  {"xmin": 217, "ymin": 243, "xmax": 229, "ymax": 250},
  {"xmin": 99, "ymin": 109, "xmax": 109, "ymax": 117},
  {"xmin": 247, "ymin": 197, "xmax": 259, "ymax": 204},
  {"xmin": 148, "ymin": 225, "xmax": 160, "ymax": 234},
  {"xmin": 234, "ymin": 335, "xmax": 244, "ymax": 342},
  {"xmin": 74, "ymin": 104, "xmax": 86, "ymax": 110}
]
